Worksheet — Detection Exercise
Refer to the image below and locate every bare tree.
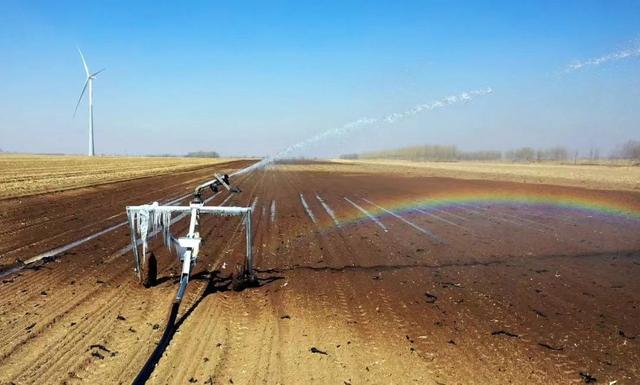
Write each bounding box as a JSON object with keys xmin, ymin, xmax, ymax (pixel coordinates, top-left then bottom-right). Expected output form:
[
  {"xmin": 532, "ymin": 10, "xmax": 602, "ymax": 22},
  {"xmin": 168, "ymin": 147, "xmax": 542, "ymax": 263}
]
[
  {"xmin": 508, "ymin": 147, "xmax": 535, "ymax": 162},
  {"xmin": 548, "ymin": 146, "xmax": 568, "ymax": 161},
  {"xmin": 620, "ymin": 140, "xmax": 640, "ymax": 159}
]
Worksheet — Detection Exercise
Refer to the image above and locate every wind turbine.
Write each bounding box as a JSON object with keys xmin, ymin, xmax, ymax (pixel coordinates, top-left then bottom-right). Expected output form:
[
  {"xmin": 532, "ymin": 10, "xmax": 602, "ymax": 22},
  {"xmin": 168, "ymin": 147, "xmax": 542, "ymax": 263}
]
[{"xmin": 74, "ymin": 48, "xmax": 104, "ymax": 156}]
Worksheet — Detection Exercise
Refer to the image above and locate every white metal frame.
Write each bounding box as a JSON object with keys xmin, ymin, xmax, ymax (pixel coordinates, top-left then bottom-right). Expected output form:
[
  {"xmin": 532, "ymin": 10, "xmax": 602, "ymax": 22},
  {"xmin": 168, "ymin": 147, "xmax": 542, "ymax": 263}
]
[{"xmin": 126, "ymin": 202, "xmax": 253, "ymax": 301}]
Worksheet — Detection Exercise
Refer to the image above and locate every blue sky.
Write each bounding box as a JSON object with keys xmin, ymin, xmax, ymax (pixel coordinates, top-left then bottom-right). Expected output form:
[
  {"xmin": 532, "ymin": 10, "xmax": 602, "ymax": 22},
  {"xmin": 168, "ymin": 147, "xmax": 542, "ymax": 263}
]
[{"xmin": 1, "ymin": 1, "xmax": 639, "ymax": 156}]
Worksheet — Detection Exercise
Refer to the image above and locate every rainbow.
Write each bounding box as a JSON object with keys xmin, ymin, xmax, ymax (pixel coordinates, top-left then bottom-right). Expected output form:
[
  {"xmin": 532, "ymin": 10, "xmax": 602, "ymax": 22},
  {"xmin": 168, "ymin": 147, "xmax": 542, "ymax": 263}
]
[{"xmin": 325, "ymin": 189, "xmax": 640, "ymax": 229}]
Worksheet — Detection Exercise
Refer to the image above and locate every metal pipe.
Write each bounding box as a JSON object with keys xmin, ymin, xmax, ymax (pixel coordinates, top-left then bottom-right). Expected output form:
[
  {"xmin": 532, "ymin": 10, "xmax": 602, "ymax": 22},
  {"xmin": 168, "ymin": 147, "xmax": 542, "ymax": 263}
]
[
  {"xmin": 176, "ymin": 270, "xmax": 190, "ymax": 301},
  {"xmin": 125, "ymin": 205, "xmax": 250, "ymax": 216},
  {"xmin": 245, "ymin": 209, "xmax": 253, "ymax": 276},
  {"xmin": 187, "ymin": 207, "xmax": 199, "ymax": 236}
]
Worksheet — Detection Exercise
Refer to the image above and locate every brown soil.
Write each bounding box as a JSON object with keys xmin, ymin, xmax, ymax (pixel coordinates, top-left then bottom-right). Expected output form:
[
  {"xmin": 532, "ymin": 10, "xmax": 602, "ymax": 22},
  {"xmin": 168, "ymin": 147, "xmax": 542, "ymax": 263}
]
[{"xmin": 1, "ymin": 162, "xmax": 639, "ymax": 385}]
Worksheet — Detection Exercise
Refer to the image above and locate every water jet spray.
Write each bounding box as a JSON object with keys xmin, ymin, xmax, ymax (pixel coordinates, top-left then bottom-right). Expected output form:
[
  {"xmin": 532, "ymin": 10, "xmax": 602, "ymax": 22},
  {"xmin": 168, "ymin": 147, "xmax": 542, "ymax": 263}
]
[{"xmin": 232, "ymin": 88, "xmax": 492, "ymax": 176}]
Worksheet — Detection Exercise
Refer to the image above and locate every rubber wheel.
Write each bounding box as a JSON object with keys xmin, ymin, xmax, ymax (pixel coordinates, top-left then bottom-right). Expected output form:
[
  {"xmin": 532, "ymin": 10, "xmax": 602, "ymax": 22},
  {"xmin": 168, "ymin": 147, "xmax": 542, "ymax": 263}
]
[{"xmin": 143, "ymin": 253, "xmax": 158, "ymax": 288}]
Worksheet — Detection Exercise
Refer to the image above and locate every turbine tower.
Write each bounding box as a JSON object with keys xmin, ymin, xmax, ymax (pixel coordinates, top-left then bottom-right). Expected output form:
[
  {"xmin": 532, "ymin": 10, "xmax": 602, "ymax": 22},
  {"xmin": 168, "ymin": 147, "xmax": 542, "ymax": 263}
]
[{"xmin": 74, "ymin": 48, "xmax": 104, "ymax": 156}]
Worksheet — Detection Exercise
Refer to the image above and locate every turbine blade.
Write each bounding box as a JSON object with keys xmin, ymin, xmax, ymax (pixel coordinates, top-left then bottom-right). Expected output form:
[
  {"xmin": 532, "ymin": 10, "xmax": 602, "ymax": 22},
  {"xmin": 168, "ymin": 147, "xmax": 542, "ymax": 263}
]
[
  {"xmin": 73, "ymin": 78, "xmax": 89, "ymax": 117},
  {"xmin": 77, "ymin": 47, "xmax": 90, "ymax": 77},
  {"xmin": 91, "ymin": 68, "xmax": 106, "ymax": 77}
]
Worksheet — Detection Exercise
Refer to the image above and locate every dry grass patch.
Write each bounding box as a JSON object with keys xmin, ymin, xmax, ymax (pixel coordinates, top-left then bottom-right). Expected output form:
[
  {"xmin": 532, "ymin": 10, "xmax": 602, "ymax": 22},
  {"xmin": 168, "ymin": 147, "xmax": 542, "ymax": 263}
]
[
  {"xmin": 278, "ymin": 159, "xmax": 640, "ymax": 191},
  {"xmin": 0, "ymin": 154, "xmax": 237, "ymax": 199}
]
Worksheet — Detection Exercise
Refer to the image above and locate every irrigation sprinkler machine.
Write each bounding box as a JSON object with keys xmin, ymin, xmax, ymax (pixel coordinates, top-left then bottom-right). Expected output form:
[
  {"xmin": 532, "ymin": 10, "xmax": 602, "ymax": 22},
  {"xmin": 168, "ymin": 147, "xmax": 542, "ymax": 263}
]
[{"xmin": 125, "ymin": 173, "xmax": 256, "ymax": 302}]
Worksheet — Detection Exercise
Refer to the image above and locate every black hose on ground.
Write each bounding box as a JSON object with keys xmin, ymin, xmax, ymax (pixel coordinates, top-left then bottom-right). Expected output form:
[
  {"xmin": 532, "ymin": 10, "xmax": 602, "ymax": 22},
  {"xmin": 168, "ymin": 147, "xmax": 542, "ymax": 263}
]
[{"xmin": 131, "ymin": 300, "xmax": 180, "ymax": 385}]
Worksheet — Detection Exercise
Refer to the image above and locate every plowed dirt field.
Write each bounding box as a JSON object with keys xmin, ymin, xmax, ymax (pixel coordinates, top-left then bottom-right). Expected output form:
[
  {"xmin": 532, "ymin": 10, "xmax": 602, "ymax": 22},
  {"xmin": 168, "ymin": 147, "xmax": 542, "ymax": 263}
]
[{"xmin": 1, "ymin": 161, "xmax": 639, "ymax": 385}]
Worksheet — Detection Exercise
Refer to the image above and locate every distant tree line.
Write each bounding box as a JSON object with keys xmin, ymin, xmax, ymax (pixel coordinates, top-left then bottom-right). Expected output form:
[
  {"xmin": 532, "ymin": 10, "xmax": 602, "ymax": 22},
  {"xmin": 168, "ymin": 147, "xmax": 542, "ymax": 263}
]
[
  {"xmin": 346, "ymin": 145, "xmax": 503, "ymax": 162},
  {"xmin": 612, "ymin": 140, "xmax": 640, "ymax": 160},
  {"xmin": 341, "ymin": 140, "xmax": 640, "ymax": 163},
  {"xmin": 185, "ymin": 151, "xmax": 220, "ymax": 158},
  {"xmin": 458, "ymin": 150, "xmax": 503, "ymax": 161},
  {"xmin": 352, "ymin": 145, "xmax": 489, "ymax": 162},
  {"xmin": 504, "ymin": 146, "xmax": 569, "ymax": 162},
  {"xmin": 144, "ymin": 151, "xmax": 220, "ymax": 158}
]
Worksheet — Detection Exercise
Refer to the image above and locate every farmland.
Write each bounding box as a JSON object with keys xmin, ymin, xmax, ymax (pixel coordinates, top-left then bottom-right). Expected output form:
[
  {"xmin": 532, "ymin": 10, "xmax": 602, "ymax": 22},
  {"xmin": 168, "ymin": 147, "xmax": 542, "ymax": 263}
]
[
  {"xmin": 333, "ymin": 159, "xmax": 640, "ymax": 191},
  {"xmin": 0, "ymin": 155, "xmax": 236, "ymax": 199},
  {"xmin": 1, "ymin": 160, "xmax": 639, "ymax": 384}
]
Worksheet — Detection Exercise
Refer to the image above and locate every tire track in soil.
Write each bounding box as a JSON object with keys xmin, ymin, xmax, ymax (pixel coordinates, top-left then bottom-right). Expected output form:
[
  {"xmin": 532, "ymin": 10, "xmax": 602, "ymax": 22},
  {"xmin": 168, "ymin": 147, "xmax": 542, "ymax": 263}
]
[
  {"xmin": 374, "ymin": 280, "xmax": 443, "ymax": 379},
  {"xmin": 0, "ymin": 164, "xmax": 256, "ymax": 384},
  {"xmin": 337, "ymin": 273, "xmax": 406, "ymax": 381},
  {"xmin": 200, "ymin": 178, "xmax": 264, "ymax": 385},
  {"xmin": 25, "ymin": 286, "xmax": 136, "ymax": 383},
  {"xmin": 451, "ymin": 270, "xmax": 575, "ymax": 383},
  {"xmin": 144, "ymin": 169, "xmax": 262, "ymax": 384},
  {"xmin": 2, "ymin": 163, "xmax": 639, "ymax": 384},
  {"xmin": 86, "ymin": 285, "xmax": 173, "ymax": 384},
  {"xmin": 303, "ymin": 273, "xmax": 336, "ymax": 376},
  {"xmin": 291, "ymin": 274, "xmax": 343, "ymax": 384},
  {"xmin": 264, "ymin": 284, "xmax": 291, "ymax": 383},
  {"xmin": 161, "ymin": 182, "xmax": 258, "ymax": 382},
  {"xmin": 227, "ymin": 176, "xmax": 283, "ymax": 385},
  {"xmin": 157, "ymin": 280, "xmax": 220, "ymax": 383},
  {"xmin": 154, "ymin": 292, "xmax": 236, "ymax": 385},
  {"xmin": 0, "ymin": 260, "xmax": 132, "ymax": 361},
  {"xmin": 164, "ymin": 293, "xmax": 252, "ymax": 385},
  {"xmin": 243, "ymin": 293, "xmax": 277, "ymax": 385},
  {"xmin": 314, "ymin": 271, "xmax": 382, "ymax": 383},
  {"xmin": 3, "ymin": 282, "xmax": 129, "ymax": 383},
  {"xmin": 437, "ymin": 268, "xmax": 538, "ymax": 383}
]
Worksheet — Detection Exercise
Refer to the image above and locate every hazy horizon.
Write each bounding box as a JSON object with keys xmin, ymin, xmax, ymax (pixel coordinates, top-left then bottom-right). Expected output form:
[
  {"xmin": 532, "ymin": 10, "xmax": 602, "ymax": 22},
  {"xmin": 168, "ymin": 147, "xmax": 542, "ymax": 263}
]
[{"xmin": 1, "ymin": 1, "xmax": 639, "ymax": 158}]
